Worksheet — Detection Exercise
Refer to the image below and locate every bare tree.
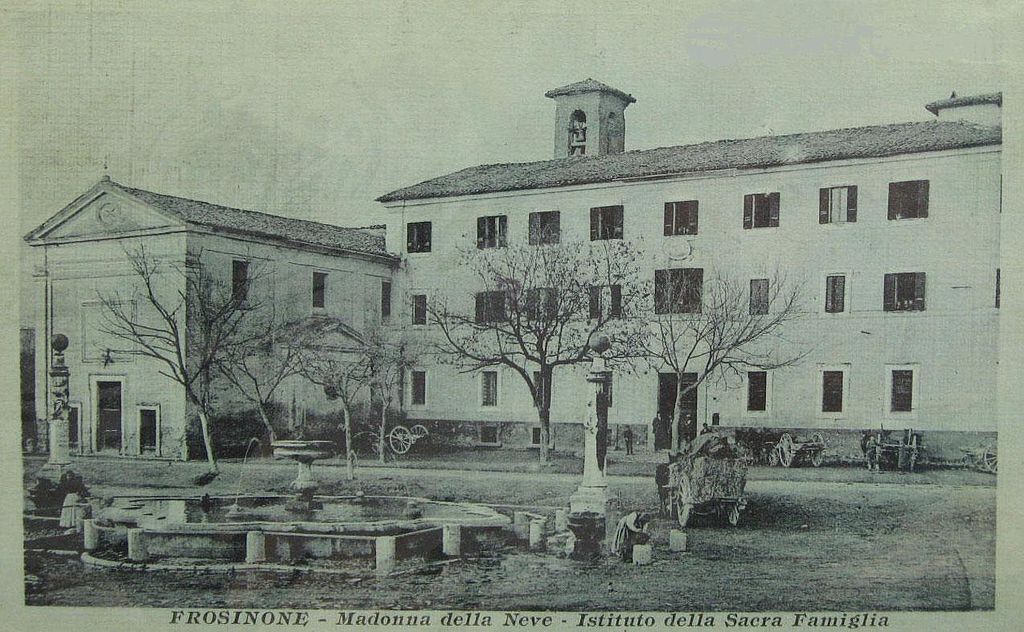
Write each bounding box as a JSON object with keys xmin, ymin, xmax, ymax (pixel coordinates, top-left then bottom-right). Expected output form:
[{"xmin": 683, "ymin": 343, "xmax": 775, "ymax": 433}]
[
  {"xmin": 98, "ymin": 245, "xmax": 263, "ymax": 475},
  {"xmin": 218, "ymin": 307, "xmax": 308, "ymax": 446},
  {"xmin": 297, "ymin": 319, "xmax": 371, "ymax": 480},
  {"xmin": 639, "ymin": 267, "xmax": 806, "ymax": 453},
  {"xmin": 364, "ymin": 325, "xmax": 418, "ymax": 464},
  {"xmin": 429, "ymin": 240, "xmax": 647, "ymax": 463}
]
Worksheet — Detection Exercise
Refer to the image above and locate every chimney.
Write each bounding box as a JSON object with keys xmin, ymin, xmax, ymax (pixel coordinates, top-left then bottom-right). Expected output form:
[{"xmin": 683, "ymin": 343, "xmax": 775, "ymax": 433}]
[{"xmin": 925, "ymin": 92, "xmax": 1001, "ymax": 127}]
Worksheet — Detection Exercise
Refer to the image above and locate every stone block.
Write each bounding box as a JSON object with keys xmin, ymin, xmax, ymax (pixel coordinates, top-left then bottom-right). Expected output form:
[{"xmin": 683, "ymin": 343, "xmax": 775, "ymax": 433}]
[
  {"xmin": 632, "ymin": 544, "xmax": 652, "ymax": 566},
  {"xmin": 442, "ymin": 524, "xmax": 461, "ymax": 556},
  {"xmin": 669, "ymin": 530, "xmax": 687, "ymax": 552}
]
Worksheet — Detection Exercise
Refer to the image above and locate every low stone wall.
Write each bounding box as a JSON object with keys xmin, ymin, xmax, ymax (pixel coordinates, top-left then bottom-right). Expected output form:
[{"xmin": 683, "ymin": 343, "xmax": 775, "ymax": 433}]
[
  {"xmin": 393, "ymin": 527, "xmax": 442, "ymax": 560},
  {"xmin": 146, "ymin": 530, "xmax": 245, "ymax": 560}
]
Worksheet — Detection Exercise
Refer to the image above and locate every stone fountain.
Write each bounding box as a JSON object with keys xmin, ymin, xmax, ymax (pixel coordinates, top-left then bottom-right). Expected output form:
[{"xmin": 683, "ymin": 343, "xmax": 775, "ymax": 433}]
[{"xmin": 271, "ymin": 440, "xmax": 336, "ymax": 512}]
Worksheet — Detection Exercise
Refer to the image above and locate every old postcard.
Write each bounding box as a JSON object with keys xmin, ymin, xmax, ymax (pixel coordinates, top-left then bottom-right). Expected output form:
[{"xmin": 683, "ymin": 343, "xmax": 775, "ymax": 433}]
[{"xmin": 2, "ymin": 1, "xmax": 1022, "ymax": 630}]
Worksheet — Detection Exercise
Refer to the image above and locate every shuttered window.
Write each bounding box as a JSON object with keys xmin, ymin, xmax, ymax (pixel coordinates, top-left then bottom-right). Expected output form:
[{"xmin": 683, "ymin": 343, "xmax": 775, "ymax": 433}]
[
  {"xmin": 528, "ymin": 211, "xmax": 561, "ymax": 245},
  {"xmin": 819, "ymin": 186, "xmax": 858, "ymax": 224},
  {"xmin": 232, "ymin": 259, "xmax": 249, "ymax": 302},
  {"xmin": 525, "ymin": 287, "xmax": 557, "ymax": 320},
  {"xmin": 664, "ymin": 200, "xmax": 699, "ymax": 236},
  {"xmin": 655, "ymin": 268, "xmax": 703, "ymax": 314},
  {"xmin": 749, "ymin": 279, "xmax": 769, "ymax": 315},
  {"xmin": 381, "ymin": 281, "xmax": 392, "ymax": 320},
  {"xmin": 477, "ymin": 215, "xmax": 507, "ymax": 249},
  {"xmin": 590, "ymin": 205, "xmax": 624, "ymax": 240},
  {"xmin": 825, "ymin": 275, "xmax": 846, "ymax": 313},
  {"xmin": 822, "ymin": 371, "xmax": 844, "ymax": 413},
  {"xmin": 412, "ymin": 294, "xmax": 427, "ymax": 325},
  {"xmin": 743, "ymin": 192, "xmax": 780, "ymax": 229},
  {"xmin": 312, "ymin": 272, "xmax": 327, "ymax": 309},
  {"xmin": 888, "ymin": 180, "xmax": 929, "ymax": 219},
  {"xmin": 883, "ymin": 273, "xmax": 926, "ymax": 311},
  {"xmin": 747, "ymin": 371, "xmax": 768, "ymax": 412},
  {"xmin": 891, "ymin": 370, "xmax": 913, "ymax": 412},
  {"xmin": 588, "ymin": 285, "xmax": 623, "ymax": 319},
  {"xmin": 481, "ymin": 371, "xmax": 498, "ymax": 407},
  {"xmin": 475, "ymin": 291, "xmax": 507, "ymax": 323},
  {"xmin": 411, "ymin": 371, "xmax": 427, "ymax": 406}
]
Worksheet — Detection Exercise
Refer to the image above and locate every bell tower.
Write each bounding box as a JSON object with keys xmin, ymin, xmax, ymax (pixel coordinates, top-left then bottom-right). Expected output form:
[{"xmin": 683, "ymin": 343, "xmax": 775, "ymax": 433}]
[{"xmin": 545, "ymin": 79, "xmax": 635, "ymax": 159}]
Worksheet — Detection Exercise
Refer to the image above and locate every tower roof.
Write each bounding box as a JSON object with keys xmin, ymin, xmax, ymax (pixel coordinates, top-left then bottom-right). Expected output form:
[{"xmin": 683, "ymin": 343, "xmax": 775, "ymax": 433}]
[{"xmin": 544, "ymin": 78, "xmax": 636, "ymax": 104}]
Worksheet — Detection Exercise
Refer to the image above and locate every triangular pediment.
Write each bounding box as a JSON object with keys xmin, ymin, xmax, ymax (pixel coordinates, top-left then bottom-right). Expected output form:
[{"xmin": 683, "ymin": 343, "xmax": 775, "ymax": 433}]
[{"xmin": 26, "ymin": 183, "xmax": 185, "ymax": 243}]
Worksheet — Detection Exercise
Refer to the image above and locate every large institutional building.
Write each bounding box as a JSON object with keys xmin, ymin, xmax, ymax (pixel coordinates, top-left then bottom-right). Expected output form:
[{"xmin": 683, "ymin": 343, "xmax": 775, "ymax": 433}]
[
  {"xmin": 24, "ymin": 81, "xmax": 1002, "ymax": 461},
  {"xmin": 376, "ymin": 81, "xmax": 1003, "ymax": 457}
]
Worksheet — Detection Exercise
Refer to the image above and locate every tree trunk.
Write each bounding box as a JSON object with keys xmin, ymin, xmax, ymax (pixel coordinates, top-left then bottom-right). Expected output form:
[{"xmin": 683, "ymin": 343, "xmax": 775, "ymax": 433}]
[
  {"xmin": 536, "ymin": 368, "xmax": 554, "ymax": 464},
  {"xmin": 196, "ymin": 409, "xmax": 218, "ymax": 473},
  {"xmin": 341, "ymin": 404, "xmax": 355, "ymax": 480},
  {"xmin": 256, "ymin": 405, "xmax": 277, "ymax": 446},
  {"xmin": 378, "ymin": 395, "xmax": 387, "ymax": 465},
  {"xmin": 672, "ymin": 377, "xmax": 693, "ymax": 455}
]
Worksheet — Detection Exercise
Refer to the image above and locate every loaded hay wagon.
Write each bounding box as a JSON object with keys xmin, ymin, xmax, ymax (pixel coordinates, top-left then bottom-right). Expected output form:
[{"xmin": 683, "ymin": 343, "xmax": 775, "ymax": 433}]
[
  {"xmin": 767, "ymin": 432, "xmax": 827, "ymax": 468},
  {"xmin": 960, "ymin": 445, "xmax": 997, "ymax": 474},
  {"xmin": 665, "ymin": 453, "xmax": 748, "ymax": 527}
]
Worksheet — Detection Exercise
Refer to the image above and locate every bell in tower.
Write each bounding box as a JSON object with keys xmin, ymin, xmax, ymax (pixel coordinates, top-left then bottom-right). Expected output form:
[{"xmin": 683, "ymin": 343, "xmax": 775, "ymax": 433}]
[{"xmin": 545, "ymin": 79, "xmax": 635, "ymax": 159}]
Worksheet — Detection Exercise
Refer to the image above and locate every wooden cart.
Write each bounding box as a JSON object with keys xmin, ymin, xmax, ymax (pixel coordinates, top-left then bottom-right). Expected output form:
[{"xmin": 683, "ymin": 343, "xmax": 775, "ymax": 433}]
[
  {"xmin": 665, "ymin": 456, "xmax": 748, "ymax": 527},
  {"xmin": 767, "ymin": 432, "xmax": 827, "ymax": 468},
  {"xmin": 866, "ymin": 429, "xmax": 923, "ymax": 472},
  {"xmin": 961, "ymin": 445, "xmax": 997, "ymax": 474}
]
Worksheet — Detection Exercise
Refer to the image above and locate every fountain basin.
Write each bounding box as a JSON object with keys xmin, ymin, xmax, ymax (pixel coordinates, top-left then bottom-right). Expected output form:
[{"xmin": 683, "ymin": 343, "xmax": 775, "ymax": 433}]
[{"xmin": 88, "ymin": 494, "xmax": 510, "ymax": 567}]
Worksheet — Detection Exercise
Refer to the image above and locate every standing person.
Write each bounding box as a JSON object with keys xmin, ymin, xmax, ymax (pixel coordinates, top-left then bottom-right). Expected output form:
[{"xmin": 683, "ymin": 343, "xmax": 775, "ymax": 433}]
[
  {"xmin": 611, "ymin": 511, "xmax": 651, "ymax": 562},
  {"xmin": 622, "ymin": 426, "xmax": 634, "ymax": 455},
  {"xmin": 652, "ymin": 412, "xmax": 664, "ymax": 450},
  {"xmin": 865, "ymin": 432, "xmax": 881, "ymax": 472}
]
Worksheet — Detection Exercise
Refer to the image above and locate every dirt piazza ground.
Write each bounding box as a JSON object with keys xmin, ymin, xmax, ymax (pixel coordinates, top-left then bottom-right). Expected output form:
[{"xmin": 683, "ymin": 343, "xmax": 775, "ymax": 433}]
[{"xmin": 21, "ymin": 454, "xmax": 995, "ymax": 612}]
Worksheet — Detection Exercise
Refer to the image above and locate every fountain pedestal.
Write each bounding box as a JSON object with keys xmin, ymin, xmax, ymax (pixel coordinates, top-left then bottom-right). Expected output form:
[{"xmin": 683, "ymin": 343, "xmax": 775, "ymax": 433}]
[
  {"xmin": 568, "ymin": 348, "xmax": 612, "ymax": 559},
  {"xmin": 271, "ymin": 440, "xmax": 335, "ymax": 511}
]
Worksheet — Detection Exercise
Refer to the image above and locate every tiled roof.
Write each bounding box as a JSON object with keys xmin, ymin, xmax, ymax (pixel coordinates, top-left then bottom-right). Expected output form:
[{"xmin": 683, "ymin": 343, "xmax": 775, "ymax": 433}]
[
  {"xmin": 544, "ymin": 78, "xmax": 636, "ymax": 104},
  {"xmin": 107, "ymin": 180, "xmax": 392, "ymax": 258},
  {"xmin": 377, "ymin": 120, "xmax": 1000, "ymax": 203},
  {"xmin": 925, "ymin": 92, "xmax": 1002, "ymax": 115}
]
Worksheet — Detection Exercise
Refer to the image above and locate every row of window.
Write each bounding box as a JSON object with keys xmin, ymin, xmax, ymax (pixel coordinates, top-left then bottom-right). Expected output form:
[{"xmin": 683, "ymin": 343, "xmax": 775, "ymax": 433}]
[
  {"xmin": 404, "ymin": 180, "xmax": 932, "ymax": 253},
  {"xmin": 407, "ymin": 365, "xmax": 918, "ymax": 416},
  {"xmin": 232, "ymin": 259, "xmax": 329, "ymax": 309},
  {"xmin": 746, "ymin": 366, "xmax": 916, "ymax": 415}
]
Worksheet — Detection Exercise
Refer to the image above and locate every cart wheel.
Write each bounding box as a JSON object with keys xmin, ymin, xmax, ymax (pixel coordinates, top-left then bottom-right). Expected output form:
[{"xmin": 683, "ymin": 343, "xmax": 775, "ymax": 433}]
[
  {"xmin": 388, "ymin": 426, "xmax": 414, "ymax": 454},
  {"xmin": 727, "ymin": 504, "xmax": 741, "ymax": 526},
  {"xmin": 410, "ymin": 424, "xmax": 429, "ymax": 439},
  {"xmin": 983, "ymin": 447, "xmax": 997, "ymax": 474},
  {"xmin": 778, "ymin": 434, "xmax": 795, "ymax": 468},
  {"xmin": 812, "ymin": 432, "xmax": 826, "ymax": 447},
  {"xmin": 810, "ymin": 449, "xmax": 825, "ymax": 468},
  {"xmin": 677, "ymin": 503, "xmax": 693, "ymax": 528}
]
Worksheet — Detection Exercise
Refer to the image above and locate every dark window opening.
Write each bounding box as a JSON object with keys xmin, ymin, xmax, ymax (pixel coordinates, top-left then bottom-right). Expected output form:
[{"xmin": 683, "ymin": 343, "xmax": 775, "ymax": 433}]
[
  {"xmin": 883, "ymin": 272, "xmax": 926, "ymax": 311},
  {"xmin": 526, "ymin": 287, "xmax": 557, "ymax": 321},
  {"xmin": 411, "ymin": 371, "xmax": 427, "ymax": 406},
  {"xmin": 743, "ymin": 192, "xmax": 780, "ymax": 229},
  {"xmin": 312, "ymin": 271, "xmax": 326, "ymax": 309},
  {"xmin": 412, "ymin": 294, "xmax": 427, "ymax": 325},
  {"xmin": 475, "ymin": 291, "xmax": 507, "ymax": 323},
  {"xmin": 664, "ymin": 200, "xmax": 699, "ymax": 236},
  {"xmin": 891, "ymin": 369, "xmax": 913, "ymax": 412},
  {"xmin": 531, "ymin": 427, "xmax": 542, "ymax": 446},
  {"xmin": 68, "ymin": 406, "xmax": 80, "ymax": 452},
  {"xmin": 655, "ymin": 268, "xmax": 703, "ymax": 314},
  {"xmin": 528, "ymin": 211, "xmax": 561, "ymax": 245},
  {"xmin": 139, "ymin": 408, "xmax": 158, "ymax": 453},
  {"xmin": 590, "ymin": 205, "xmax": 624, "ymax": 241},
  {"xmin": 480, "ymin": 424, "xmax": 500, "ymax": 444},
  {"xmin": 589, "ymin": 284, "xmax": 622, "ymax": 319},
  {"xmin": 381, "ymin": 281, "xmax": 392, "ymax": 320},
  {"xmin": 747, "ymin": 371, "xmax": 767, "ymax": 412},
  {"xmin": 481, "ymin": 371, "xmax": 498, "ymax": 407},
  {"xmin": 568, "ymin": 110, "xmax": 587, "ymax": 156},
  {"xmin": 822, "ymin": 371, "xmax": 844, "ymax": 413},
  {"xmin": 825, "ymin": 275, "xmax": 846, "ymax": 313},
  {"xmin": 232, "ymin": 259, "xmax": 249, "ymax": 302},
  {"xmin": 888, "ymin": 180, "xmax": 929, "ymax": 220},
  {"xmin": 749, "ymin": 278, "xmax": 769, "ymax": 315},
  {"xmin": 819, "ymin": 186, "xmax": 858, "ymax": 224},
  {"xmin": 477, "ymin": 215, "xmax": 508, "ymax": 249},
  {"xmin": 407, "ymin": 221, "xmax": 432, "ymax": 253}
]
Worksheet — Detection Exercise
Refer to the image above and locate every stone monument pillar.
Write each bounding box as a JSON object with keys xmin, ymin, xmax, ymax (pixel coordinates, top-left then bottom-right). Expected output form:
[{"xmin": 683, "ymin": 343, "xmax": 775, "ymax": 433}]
[
  {"xmin": 46, "ymin": 334, "xmax": 71, "ymax": 471},
  {"xmin": 568, "ymin": 336, "xmax": 613, "ymax": 559}
]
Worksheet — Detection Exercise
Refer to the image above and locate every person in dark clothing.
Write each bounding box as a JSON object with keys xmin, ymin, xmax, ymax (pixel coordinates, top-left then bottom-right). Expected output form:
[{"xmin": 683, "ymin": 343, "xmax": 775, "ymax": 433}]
[
  {"xmin": 622, "ymin": 426, "xmax": 634, "ymax": 455},
  {"xmin": 611, "ymin": 511, "xmax": 651, "ymax": 562}
]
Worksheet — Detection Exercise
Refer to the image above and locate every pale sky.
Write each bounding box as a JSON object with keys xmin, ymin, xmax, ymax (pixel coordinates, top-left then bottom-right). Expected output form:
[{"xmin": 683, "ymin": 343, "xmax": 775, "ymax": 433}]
[{"xmin": 12, "ymin": 0, "xmax": 1009, "ymax": 232}]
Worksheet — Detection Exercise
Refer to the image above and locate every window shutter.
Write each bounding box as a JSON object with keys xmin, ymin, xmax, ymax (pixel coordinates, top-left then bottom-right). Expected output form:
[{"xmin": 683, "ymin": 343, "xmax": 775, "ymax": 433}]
[
  {"xmin": 825, "ymin": 277, "xmax": 834, "ymax": 313},
  {"xmin": 498, "ymin": 215, "xmax": 508, "ymax": 246},
  {"xmin": 743, "ymin": 195, "xmax": 753, "ymax": 229},
  {"xmin": 654, "ymin": 270, "xmax": 666, "ymax": 314},
  {"xmin": 768, "ymin": 192, "xmax": 781, "ymax": 227},
  {"xmin": 914, "ymin": 272, "xmax": 926, "ymax": 309},
  {"xmin": 612, "ymin": 206, "xmax": 624, "ymax": 239},
  {"xmin": 476, "ymin": 217, "xmax": 486, "ymax": 249},
  {"xmin": 610, "ymin": 284, "xmax": 622, "ymax": 317},
  {"xmin": 917, "ymin": 180, "xmax": 929, "ymax": 218},
  {"xmin": 835, "ymin": 276, "xmax": 845, "ymax": 312},
  {"xmin": 883, "ymin": 274, "xmax": 896, "ymax": 311},
  {"xmin": 529, "ymin": 213, "xmax": 540, "ymax": 245},
  {"xmin": 687, "ymin": 202, "xmax": 699, "ymax": 234},
  {"xmin": 887, "ymin": 183, "xmax": 898, "ymax": 220},
  {"xmin": 590, "ymin": 207, "xmax": 599, "ymax": 240},
  {"xmin": 589, "ymin": 286, "xmax": 601, "ymax": 319},
  {"xmin": 475, "ymin": 293, "xmax": 485, "ymax": 323},
  {"xmin": 847, "ymin": 186, "xmax": 858, "ymax": 222},
  {"xmin": 664, "ymin": 203, "xmax": 674, "ymax": 236},
  {"xmin": 819, "ymin": 188, "xmax": 830, "ymax": 224}
]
